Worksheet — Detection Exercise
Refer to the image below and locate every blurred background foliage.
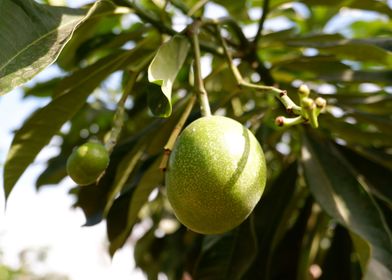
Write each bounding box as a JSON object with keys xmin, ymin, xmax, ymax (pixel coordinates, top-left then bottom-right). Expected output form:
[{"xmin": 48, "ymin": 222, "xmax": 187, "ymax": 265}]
[
  {"xmin": 0, "ymin": 246, "xmax": 69, "ymax": 280},
  {"xmin": 2, "ymin": 0, "xmax": 392, "ymax": 279}
]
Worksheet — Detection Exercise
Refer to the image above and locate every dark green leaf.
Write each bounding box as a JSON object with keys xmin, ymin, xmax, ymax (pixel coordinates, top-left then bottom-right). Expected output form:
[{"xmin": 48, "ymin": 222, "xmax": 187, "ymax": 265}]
[
  {"xmin": 301, "ymin": 132, "xmax": 392, "ymax": 279},
  {"xmin": 147, "ymin": 83, "xmax": 172, "ymax": 117},
  {"xmin": 320, "ymin": 115, "xmax": 392, "ymax": 148},
  {"xmin": 346, "ymin": 146, "xmax": 392, "ymax": 172},
  {"xmin": 267, "ymin": 196, "xmax": 314, "ymax": 280},
  {"xmin": 212, "ymin": 1, "xmax": 249, "ymax": 20},
  {"xmin": 286, "ymin": 35, "xmax": 392, "ymax": 65},
  {"xmin": 338, "ymin": 145, "xmax": 392, "ymax": 208},
  {"xmin": 246, "ymin": 161, "xmax": 300, "ymax": 278},
  {"xmin": 108, "ymin": 158, "xmax": 163, "ymax": 256},
  {"xmin": 36, "ymin": 154, "xmax": 68, "ymax": 188},
  {"xmin": 22, "ymin": 77, "xmax": 62, "ymax": 98},
  {"xmin": 194, "ymin": 216, "xmax": 257, "ymax": 280},
  {"xmin": 0, "ymin": 0, "xmax": 88, "ymax": 95},
  {"xmin": 103, "ymin": 143, "xmax": 146, "ymax": 216},
  {"xmin": 319, "ymin": 70, "xmax": 392, "ymax": 83},
  {"xmin": 348, "ymin": 110, "xmax": 392, "ymax": 136},
  {"xmin": 327, "ymin": 93, "xmax": 392, "ymax": 115},
  {"xmin": 148, "ymin": 35, "xmax": 190, "ymax": 117},
  {"xmin": 321, "ymin": 225, "xmax": 362, "ymax": 280},
  {"xmin": 56, "ymin": 0, "xmax": 129, "ymax": 70}
]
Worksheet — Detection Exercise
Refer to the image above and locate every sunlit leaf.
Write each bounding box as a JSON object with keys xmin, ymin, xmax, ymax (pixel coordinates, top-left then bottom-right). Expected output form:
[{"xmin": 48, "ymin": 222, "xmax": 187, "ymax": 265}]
[
  {"xmin": 57, "ymin": 1, "xmax": 138, "ymax": 70},
  {"xmin": 0, "ymin": 0, "xmax": 88, "ymax": 95},
  {"xmin": 148, "ymin": 35, "xmax": 190, "ymax": 117},
  {"xmin": 301, "ymin": 0, "xmax": 392, "ymax": 17},
  {"xmin": 302, "ymin": 132, "xmax": 392, "ymax": 279}
]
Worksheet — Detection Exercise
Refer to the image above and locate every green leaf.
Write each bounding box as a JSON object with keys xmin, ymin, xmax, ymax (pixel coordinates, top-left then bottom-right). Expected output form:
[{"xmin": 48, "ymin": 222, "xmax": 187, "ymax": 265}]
[
  {"xmin": 22, "ymin": 77, "xmax": 62, "ymax": 98},
  {"xmin": 327, "ymin": 93, "xmax": 392, "ymax": 115},
  {"xmin": 286, "ymin": 35, "xmax": 392, "ymax": 66},
  {"xmin": 338, "ymin": 145, "xmax": 392, "ymax": 208},
  {"xmin": 3, "ymin": 48, "xmax": 147, "ymax": 199},
  {"xmin": 320, "ymin": 115, "xmax": 392, "ymax": 148},
  {"xmin": 103, "ymin": 143, "xmax": 146, "ymax": 216},
  {"xmin": 321, "ymin": 225, "xmax": 362, "ymax": 279},
  {"xmin": 194, "ymin": 216, "xmax": 258, "ymax": 280},
  {"xmin": 148, "ymin": 35, "xmax": 190, "ymax": 117},
  {"xmin": 212, "ymin": 0, "xmax": 249, "ymax": 20},
  {"xmin": 57, "ymin": 0, "xmax": 130, "ymax": 70},
  {"xmin": 0, "ymin": 0, "xmax": 89, "ymax": 95},
  {"xmin": 246, "ymin": 162, "xmax": 300, "ymax": 278},
  {"xmin": 301, "ymin": 132, "xmax": 392, "ymax": 280},
  {"xmin": 349, "ymin": 111, "xmax": 392, "ymax": 136},
  {"xmin": 350, "ymin": 20, "xmax": 392, "ymax": 38},
  {"xmin": 266, "ymin": 196, "xmax": 314, "ymax": 279},
  {"xmin": 275, "ymin": 58, "xmax": 392, "ymax": 82},
  {"xmin": 35, "ymin": 154, "xmax": 68, "ymax": 188},
  {"xmin": 107, "ymin": 158, "xmax": 163, "ymax": 256},
  {"xmin": 319, "ymin": 70, "xmax": 392, "ymax": 83},
  {"xmin": 147, "ymin": 83, "xmax": 172, "ymax": 117},
  {"xmin": 347, "ymin": 146, "xmax": 392, "ymax": 172},
  {"xmin": 301, "ymin": 0, "xmax": 392, "ymax": 17}
]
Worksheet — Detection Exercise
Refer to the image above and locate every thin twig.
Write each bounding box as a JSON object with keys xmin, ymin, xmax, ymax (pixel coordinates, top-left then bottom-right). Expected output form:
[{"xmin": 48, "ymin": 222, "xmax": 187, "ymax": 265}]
[
  {"xmin": 216, "ymin": 26, "xmax": 302, "ymax": 114},
  {"xmin": 160, "ymin": 95, "xmax": 196, "ymax": 171},
  {"xmin": 253, "ymin": 0, "xmax": 270, "ymax": 45},
  {"xmin": 189, "ymin": 21, "xmax": 212, "ymax": 117},
  {"xmin": 105, "ymin": 72, "xmax": 138, "ymax": 154}
]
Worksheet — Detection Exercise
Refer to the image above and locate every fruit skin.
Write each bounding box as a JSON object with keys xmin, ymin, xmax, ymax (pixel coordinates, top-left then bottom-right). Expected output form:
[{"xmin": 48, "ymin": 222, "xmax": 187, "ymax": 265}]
[
  {"xmin": 66, "ymin": 142, "xmax": 109, "ymax": 186},
  {"xmin": 165, "ymin": 116, "xmax": 267, "ymax": 234}
]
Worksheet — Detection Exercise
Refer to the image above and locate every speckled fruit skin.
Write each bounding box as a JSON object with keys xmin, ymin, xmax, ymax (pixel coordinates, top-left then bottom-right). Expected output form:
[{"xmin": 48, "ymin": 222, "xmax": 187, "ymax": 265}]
[
  {"xmin": 166, "ymin": 116, "xmax": 267, "ymax": 234},
  {"xmin": 66, "ymin": 142, "xmax": 109, "ymax": 186}
]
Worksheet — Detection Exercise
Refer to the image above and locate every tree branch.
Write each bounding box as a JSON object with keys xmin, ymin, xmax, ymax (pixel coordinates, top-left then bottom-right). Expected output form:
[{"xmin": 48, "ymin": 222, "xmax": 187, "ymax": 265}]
[
  {"xmin": 189, "ymin": 21, "xmax": 212, "ymax": 117},
  {"xmin": 253, "ymin": 0, "xmax": 270, "ymax": 45},
  {"xmin": 216, "ymin": 26, "xmax": 302, "ymax": 114}
]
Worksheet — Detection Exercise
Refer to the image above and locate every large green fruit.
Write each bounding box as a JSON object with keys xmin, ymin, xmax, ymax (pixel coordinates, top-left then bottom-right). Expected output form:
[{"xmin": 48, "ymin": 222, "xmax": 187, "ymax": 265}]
[
  {"xmin": 165, "ymin": 116, "xmax": 267, "ymax": 234},
  {"xmin": 66, "ymin": 142, "xmax": 109, "ymax": 186}
]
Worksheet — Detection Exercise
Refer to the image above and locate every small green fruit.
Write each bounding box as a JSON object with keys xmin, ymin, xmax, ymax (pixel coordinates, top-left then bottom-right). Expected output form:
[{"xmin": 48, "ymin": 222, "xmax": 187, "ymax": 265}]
[
  {"xmin": 66, "ymin": 142, "xmax": 109, "ymax": 186},
  {"xmin": 165, "ymin": 116, "xmax": 267, "ymax": 234}
]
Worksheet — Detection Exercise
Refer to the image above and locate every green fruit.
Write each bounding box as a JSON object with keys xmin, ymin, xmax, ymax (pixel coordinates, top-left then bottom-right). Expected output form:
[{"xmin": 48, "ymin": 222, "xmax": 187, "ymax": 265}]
[
  {"xmin": 66, "ymin": 142, "xmax": 109, "ymax": 186},
  {"xmin": 165, "ymin": 116, "xmax": 267, "ymax": 234}
]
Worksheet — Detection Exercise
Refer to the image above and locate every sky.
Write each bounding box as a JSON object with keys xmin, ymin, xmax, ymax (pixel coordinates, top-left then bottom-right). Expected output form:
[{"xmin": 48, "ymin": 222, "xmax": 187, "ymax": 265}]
[{"xmin": 1, "ymin": 0, "xmax": 391, "ymax": 279}]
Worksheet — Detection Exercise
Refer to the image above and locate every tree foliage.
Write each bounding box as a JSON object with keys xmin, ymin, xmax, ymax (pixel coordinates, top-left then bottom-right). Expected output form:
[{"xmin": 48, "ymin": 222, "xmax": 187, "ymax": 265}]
[{"xmin": 1, "ymin": 0, "xmax": 392, "ymax": 279}]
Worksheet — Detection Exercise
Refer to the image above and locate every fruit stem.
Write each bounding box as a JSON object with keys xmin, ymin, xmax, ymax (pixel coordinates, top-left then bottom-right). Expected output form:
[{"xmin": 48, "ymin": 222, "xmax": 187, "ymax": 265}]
[
  {"xmin": 160, "ymin": 95, "xmax": 197, "ymax": 171},
  {"xmin": 190, "ymin": 21, "xmax": 212, "ymax": 117},
  {"xmin": 105, "ymin": 71, "xmax": 138, "ymax": 154},
  {"xmin": 275, "ymin": 115, "xmax": 306, "ymax": 127},
  {"xmin": 216, "ymin": 26, "xmax": 302, "ymax": 115}
]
